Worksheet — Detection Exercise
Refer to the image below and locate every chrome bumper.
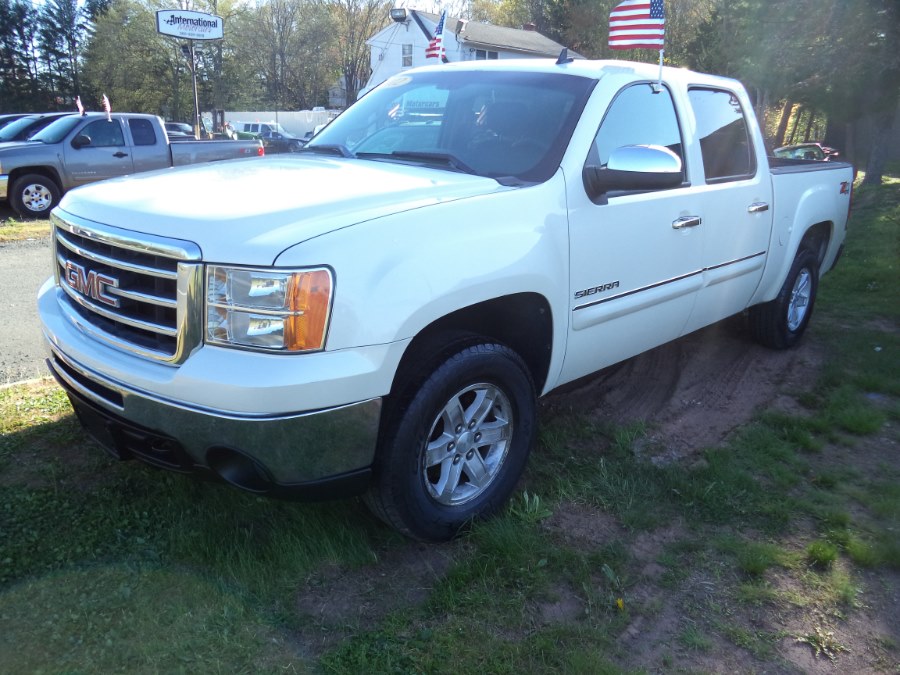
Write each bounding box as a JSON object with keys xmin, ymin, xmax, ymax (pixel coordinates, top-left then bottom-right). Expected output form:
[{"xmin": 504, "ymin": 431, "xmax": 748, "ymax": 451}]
[{"xmin": 47, "ymin": 346, "xmax": 381, "ymax": 499}]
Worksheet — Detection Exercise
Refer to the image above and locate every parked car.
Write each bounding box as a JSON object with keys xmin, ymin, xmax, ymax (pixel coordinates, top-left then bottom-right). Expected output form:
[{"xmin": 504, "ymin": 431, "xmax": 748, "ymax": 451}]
[
  {"xmin": 773, "ymin": 142, "xmax": 840, "ymax": 161},
  {"xmin": 259, "ymin": 130, "xmax": 305, "ymax": 153},
  {"xmin": 0, "ymin": 112, "xmax": 74, "ymax": 144},
  {"xmin": 0, "ymin": 113, "xmax": 30, "ymax": 131},
  {"xmin": 38, "ymin": 60, "xmax": 852, "ymax": 540},
  {"xmin": 228, "ymin": 121, "xmax": 291, "ymax": 140},
  {"xmin": 0, "ymin": 112, "xmax": 263, "ymax": 217},
  {"xmin": 165, "ymin": 121, "xmax": 195, "ymax": 136},
  {"xmin": 164, "ymin": 121, "xmax": 197, "ymax": 142}
]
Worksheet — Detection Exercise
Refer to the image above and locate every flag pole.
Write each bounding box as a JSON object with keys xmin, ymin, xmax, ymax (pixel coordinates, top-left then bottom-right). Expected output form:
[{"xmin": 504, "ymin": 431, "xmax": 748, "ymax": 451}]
[{"xmin": 658, "ymin": 49, "xmax": 664, "ymax": 87}]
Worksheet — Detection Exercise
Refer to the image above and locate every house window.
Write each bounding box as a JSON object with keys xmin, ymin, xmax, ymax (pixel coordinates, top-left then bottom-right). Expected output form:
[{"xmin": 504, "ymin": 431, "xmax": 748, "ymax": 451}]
[
  {"xmin": 402, "ymin": 44, "xmax": 412, "ymax": 67},
  {"xmin": 475, "ymin": 49, "xmax": 498, "ymax": 60}
]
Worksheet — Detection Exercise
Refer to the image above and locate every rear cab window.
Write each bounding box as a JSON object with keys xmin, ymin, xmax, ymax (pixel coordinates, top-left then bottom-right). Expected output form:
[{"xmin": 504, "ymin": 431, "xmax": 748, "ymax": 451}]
[{"xmin": 128, "ymin": 118, "xmax": 158, "ymax": 146}]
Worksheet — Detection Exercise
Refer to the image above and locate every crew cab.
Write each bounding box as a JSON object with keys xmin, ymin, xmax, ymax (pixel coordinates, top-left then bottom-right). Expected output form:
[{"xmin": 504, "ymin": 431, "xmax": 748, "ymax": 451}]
[
  {"xmin": 38, "ymin": 59, "xmax": 853, "ymax": 540},
  {"xmin": 0, "ymin": 112, "xmax": 263, "ymax": 217}
]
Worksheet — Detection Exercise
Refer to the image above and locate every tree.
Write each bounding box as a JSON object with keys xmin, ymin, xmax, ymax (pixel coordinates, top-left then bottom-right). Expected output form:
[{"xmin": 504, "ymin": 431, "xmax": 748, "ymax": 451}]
[
  {"xmin": 80, "ymin": 0, "xmax": 176, "ymax": 114},
  {"xmin": 0, "ymin": 0, "xmax": 44, "ymax": 111},
  {"xmin": 38, "ymin": 0, "xmax": 91, "ymax": 103},
  {"xmin": 327, "ymin": 0, "xmax": 390, "ymax": 104},
  {"xmin": 229, "ymin": 0, "xmax": 337, "ymax": 110}
]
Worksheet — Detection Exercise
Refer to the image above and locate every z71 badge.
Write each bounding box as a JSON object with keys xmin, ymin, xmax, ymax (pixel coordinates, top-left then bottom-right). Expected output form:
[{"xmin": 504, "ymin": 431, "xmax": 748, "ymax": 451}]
[{"xmin": 574, "ymin": 281, "xmax": 620, "ymax": 300}]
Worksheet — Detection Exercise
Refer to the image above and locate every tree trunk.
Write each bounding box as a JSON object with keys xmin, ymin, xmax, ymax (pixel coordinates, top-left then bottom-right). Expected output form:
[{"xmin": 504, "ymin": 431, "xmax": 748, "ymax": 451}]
[
  {"xmin": 775, "ymin": 100, "xmax": 794, "ymax": 147},
  {"xmin": 861, "ymin": 105, "xmax": 897, "ymax": 187},
  {"xmin": 802, "ymin": 111, "xmax": 815, "ymax": 142},
  {"xmin": 787, "ymin": 107, "xmax": 802, "ymax": 145}
]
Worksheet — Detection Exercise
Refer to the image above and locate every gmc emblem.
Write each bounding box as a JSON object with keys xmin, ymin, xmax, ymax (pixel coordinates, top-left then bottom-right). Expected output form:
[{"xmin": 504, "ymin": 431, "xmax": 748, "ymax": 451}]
[{"xmin": 64, "ymin": 260, "xmax": 120, "ymax": 308}]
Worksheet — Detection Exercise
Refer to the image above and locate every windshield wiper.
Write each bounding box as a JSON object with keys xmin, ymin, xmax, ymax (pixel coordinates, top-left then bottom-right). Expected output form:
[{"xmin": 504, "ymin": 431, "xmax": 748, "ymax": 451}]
[
  {"xmin": 357, "ymin": 150, "xmax": 478, "ymax": 176},
  {"xmin": 302, "ymin": 143, "xmax": 354, "ymax": 158}
]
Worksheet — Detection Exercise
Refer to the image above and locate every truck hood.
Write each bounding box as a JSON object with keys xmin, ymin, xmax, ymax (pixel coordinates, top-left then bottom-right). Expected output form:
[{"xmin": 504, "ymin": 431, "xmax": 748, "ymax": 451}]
[
  {"xmin": 0, "ymin": 140, "xmax": 44, "ymax": 156},
  {"xmin": 57, "ymin": 155, "xmax": 508, "ymax": 264}
]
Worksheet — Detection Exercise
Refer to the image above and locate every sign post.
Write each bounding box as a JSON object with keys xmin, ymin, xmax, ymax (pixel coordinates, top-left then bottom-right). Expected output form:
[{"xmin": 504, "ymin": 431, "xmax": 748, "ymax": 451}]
[{"xmin": 156, "ymin": 9, "xmax": 224, "ymax": 138}]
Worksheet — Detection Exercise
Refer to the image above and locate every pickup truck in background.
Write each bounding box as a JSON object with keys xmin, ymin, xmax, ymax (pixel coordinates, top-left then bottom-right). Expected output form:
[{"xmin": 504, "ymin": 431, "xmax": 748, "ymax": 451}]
[
  {"xmin": 0, "ymin": 112, "xmax": 264, "ymax": 217},
  {"xmin": 38, "ymin": 59, "xmax": 853, "ymax": 541}
]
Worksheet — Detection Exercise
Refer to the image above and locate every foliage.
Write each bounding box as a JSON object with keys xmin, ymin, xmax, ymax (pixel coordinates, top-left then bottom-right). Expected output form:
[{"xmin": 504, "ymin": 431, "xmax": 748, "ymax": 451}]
[
  {"xmin": 0, "ymin": 173, "xmax": 898, "ymax": 674},
  {"xmin": 4, "ymin": 0, "xmax": 897, "ymax": 182}
]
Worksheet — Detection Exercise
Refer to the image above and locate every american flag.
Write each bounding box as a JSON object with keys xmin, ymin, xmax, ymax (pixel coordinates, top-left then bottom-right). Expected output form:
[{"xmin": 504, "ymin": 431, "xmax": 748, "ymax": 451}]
[
  {"xmin": 75, "ymin": 96, "xmax": 85, "ymax": 116},
  {"xmin": 425, "ymin": 10, "xmax": 446, "ymax": 59},
  {"xmin": 102, "ymin": 93, "xmax": 112, "ymax": 121},
  {"xmin": 608, "ymin": 0, "xmax": 665, "ymax": 51}
]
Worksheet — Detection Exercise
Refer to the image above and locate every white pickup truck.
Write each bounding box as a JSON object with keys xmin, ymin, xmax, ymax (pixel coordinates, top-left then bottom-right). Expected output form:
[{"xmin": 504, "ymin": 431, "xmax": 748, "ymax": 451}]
[{"xmin": 38, "ymin": 59, "xmax": 853, "ymax": 540}]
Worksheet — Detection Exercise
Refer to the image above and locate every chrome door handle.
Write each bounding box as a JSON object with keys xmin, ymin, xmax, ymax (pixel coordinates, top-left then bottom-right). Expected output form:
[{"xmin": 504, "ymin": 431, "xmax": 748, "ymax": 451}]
[
  {"xmin": 672, "ymin": 216, "xmax": 702, "ymax": 229},
  {"xmin": 748, "ymin": 202, "xmax": 769, "ymax": 213}
]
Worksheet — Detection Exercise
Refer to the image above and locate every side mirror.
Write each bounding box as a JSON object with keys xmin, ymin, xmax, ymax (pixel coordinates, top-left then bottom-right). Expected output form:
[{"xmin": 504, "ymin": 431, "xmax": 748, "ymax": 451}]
[
  {"xmin": 71, "ymin": 134, "xmax": 92, "ymax": 149},
  {"xmin": 583, "ymin": 145, "xmax": 683, "ymax": 199}
]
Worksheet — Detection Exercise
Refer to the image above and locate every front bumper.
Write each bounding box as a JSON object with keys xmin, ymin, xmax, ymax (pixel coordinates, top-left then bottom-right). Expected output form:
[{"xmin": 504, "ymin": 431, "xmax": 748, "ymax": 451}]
[
  {"xmin": 47, "ymin": 345, "xmax": 381, "ymax": 499},
  {"xmin": 38, "ymin": 275, "xmax": 405, "ymax": 500}
]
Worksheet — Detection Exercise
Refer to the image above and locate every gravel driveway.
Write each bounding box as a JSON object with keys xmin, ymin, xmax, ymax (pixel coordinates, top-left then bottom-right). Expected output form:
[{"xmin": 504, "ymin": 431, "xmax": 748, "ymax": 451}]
[{"xmin": 0, "ymin": 237, "xmax": 53, "ymax": 384}]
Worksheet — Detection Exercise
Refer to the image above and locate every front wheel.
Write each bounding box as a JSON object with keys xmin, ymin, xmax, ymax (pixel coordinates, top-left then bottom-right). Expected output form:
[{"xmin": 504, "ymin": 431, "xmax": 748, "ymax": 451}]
[
  {"xmin": 10, "ymin": 173, "xmax": 60, "ymax": 218},
  {"xmin": 365, "ymin": 342, "xmax": 537, "ymax": 541},
  {"xmin": 749, "ymin": 246, "xmax": 819, "ymax": 349}
]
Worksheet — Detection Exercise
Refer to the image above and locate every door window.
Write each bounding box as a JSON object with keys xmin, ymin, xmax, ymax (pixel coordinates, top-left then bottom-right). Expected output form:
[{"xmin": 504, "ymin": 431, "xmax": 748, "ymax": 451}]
[
  {"xmin": 128, "ymin": 118, "xmax": 157, "ymax": 146},
  {"xmin": 589, "ymin": 83, "xmax": 684, "ymax": 175},
  {"xmin": 82, "ymin": 120, "xmax": 125, "ymax": 147},
  {"xmin": 688, "ymin": 88, "xmax": 755, "ymax": 182}
]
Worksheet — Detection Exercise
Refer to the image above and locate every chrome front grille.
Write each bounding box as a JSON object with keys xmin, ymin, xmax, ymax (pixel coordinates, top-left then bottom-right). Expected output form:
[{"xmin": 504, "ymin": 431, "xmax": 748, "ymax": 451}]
[{"xmin": 51, "ymin": 212, "xmax": 204, "ymax": 363}]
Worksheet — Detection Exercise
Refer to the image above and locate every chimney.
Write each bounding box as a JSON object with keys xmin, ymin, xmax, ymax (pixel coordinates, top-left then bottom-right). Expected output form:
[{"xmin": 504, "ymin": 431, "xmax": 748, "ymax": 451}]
[{"xmin": 522, "ymin": 22, "xmax": 536, "ymax": 31}]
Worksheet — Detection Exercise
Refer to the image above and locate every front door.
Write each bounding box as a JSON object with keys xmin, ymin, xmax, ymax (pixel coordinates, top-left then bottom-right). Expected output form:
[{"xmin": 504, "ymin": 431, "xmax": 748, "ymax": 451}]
[
  {"xmin": 561, "ymin": 82, "xmax": 704, "ymax": 386},
  {"xmin": 64, "ymin": 118, "xmax": 134, "ymax": 187}
]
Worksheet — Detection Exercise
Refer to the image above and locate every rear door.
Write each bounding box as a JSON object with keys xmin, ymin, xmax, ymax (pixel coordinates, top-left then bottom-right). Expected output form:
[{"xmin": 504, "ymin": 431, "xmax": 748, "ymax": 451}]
[
  {"xmin": 63, "ymin": 118, "xmax": 134, "ymax": 187},
  {"xmin": 679, "ymin": 87, "xmax": 773, "ymax": 334},
  {"xmin": 126, "ymin": 117, "xmax": 171, "ymax": 172}
]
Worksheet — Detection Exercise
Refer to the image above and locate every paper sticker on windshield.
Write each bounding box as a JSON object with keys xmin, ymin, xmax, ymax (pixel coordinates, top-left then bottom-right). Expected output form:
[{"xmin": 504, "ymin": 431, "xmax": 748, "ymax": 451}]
[{"xmin": 382, "ymin": 75, "xmax": 411, "ymax": 88}]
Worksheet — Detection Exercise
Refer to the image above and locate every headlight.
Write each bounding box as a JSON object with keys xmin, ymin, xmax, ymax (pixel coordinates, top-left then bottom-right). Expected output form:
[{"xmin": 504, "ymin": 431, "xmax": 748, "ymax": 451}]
[{"xmin": 206, "ymin": 265, "xmax": 333, "ymax": 352}]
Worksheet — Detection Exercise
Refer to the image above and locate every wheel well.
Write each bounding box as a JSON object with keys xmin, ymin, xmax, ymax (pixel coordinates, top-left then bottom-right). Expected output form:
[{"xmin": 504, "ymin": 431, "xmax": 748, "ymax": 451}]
[
  {"xmin": 9, "ymin": 167, "xmax": 62, "ymax": 192},
  {"xmin": 799, "ymin": 221, "xmax": 832, "ymax": 267},
  {"xmin": 391, "ymin": 292, "xmax": 553, "ymax": 398}
]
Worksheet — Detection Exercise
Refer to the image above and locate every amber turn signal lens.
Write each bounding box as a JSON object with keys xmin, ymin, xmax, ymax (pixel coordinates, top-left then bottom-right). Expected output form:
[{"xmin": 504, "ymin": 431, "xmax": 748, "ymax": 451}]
[{"xmin": 285, "ymin": 269, "xmax": 332, "ymax": 351}]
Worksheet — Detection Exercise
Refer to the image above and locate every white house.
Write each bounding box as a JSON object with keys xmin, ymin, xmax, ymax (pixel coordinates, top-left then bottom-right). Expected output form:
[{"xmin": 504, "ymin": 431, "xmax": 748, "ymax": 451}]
[{"xmin": 361, "ymin": 9, "xmax": 579, "ymax": 98}]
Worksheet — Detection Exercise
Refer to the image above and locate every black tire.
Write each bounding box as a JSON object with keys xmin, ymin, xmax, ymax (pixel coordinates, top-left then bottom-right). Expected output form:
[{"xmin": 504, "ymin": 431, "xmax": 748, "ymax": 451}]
[
  {"xmin": 749, "ymin": 246, "xmax": 819, "ymax": 349},
  {"xmin": 365, "ymin": 342, "xmax": 537, "ymax": 541},
  {"xmin": 10, "ymin": 173, "xmax": 60, "ymax": 218}
]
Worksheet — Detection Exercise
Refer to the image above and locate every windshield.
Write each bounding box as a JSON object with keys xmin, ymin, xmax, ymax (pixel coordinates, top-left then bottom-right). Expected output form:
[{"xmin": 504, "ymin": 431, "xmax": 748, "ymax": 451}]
[
  {"xmin": 29, "ymin": 116, "xmax": 85, "ymax": 144},
  {"xmin": 306, "ymin": 69, "xmax": 595, "ymax": 183},
  {"xmin": 0, "ymin": 116, "xmax": 42, "ymax": 142}
]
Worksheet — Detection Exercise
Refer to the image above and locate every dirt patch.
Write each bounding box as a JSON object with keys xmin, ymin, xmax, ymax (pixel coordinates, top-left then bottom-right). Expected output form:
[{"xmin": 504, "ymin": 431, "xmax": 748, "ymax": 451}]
[{"xmin": 543, "ymin": 316, "xmax": 826, "ymax": 463}]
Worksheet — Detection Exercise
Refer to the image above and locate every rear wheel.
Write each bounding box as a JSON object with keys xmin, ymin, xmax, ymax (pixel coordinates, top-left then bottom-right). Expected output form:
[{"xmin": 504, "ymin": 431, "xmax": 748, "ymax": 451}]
[
  {"xmin": 750, "ymin": 246, "xmax": 819, "ymax": 349},
  {"xmin": 10, "ymin": 173, "xmax": 60, "ymax": 218},
  {"xmin": 365, "ymin": 342, "xmax": 536, "ymax": 541}
]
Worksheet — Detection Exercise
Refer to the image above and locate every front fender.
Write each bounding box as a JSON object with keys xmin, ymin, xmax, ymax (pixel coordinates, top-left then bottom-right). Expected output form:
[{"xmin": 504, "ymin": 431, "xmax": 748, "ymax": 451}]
[{"xmin": 275, "ymin": 172, "xmax": 571, "ymax": 382}]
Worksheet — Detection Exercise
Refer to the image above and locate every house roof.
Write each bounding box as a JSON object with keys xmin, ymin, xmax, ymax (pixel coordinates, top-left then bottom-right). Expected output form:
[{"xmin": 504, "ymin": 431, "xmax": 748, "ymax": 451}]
[{"xmin": 416, "ymin": 11, "xmax": 581, "ymax": 58}]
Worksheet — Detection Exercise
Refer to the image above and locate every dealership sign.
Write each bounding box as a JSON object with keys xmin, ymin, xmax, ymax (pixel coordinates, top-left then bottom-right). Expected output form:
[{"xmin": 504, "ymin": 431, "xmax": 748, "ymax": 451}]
[{"xmin": 156, "ymin": 10, "xmax": 223, "ymax": 40}]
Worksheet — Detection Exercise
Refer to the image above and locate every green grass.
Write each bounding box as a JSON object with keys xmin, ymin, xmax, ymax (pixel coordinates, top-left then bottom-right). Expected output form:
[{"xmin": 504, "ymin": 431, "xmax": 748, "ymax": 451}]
[
  {"xmin": 1, "ymin": 172, "xmax": 898, "ymax": 671},
  {"xmin": 0, "ymin": 215, "xmax": 50, "ymax": 242}
]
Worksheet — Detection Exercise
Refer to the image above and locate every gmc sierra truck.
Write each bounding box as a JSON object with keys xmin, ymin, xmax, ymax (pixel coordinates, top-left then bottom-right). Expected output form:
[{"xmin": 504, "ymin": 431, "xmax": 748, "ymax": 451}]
[
  {"xmin": 38, "ymin": 59, "xmax": 853, "ymax": 540},
  {"xmin": 0, "ymin": 112, "xmax": 263, "ymax": 218}
]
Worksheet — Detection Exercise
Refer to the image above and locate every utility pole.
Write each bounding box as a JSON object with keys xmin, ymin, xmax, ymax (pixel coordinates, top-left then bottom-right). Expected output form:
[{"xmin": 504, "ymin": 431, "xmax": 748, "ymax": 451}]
[{"xmin": 181, "ymin": 41, "xmax": 201, "ymax": 138}]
